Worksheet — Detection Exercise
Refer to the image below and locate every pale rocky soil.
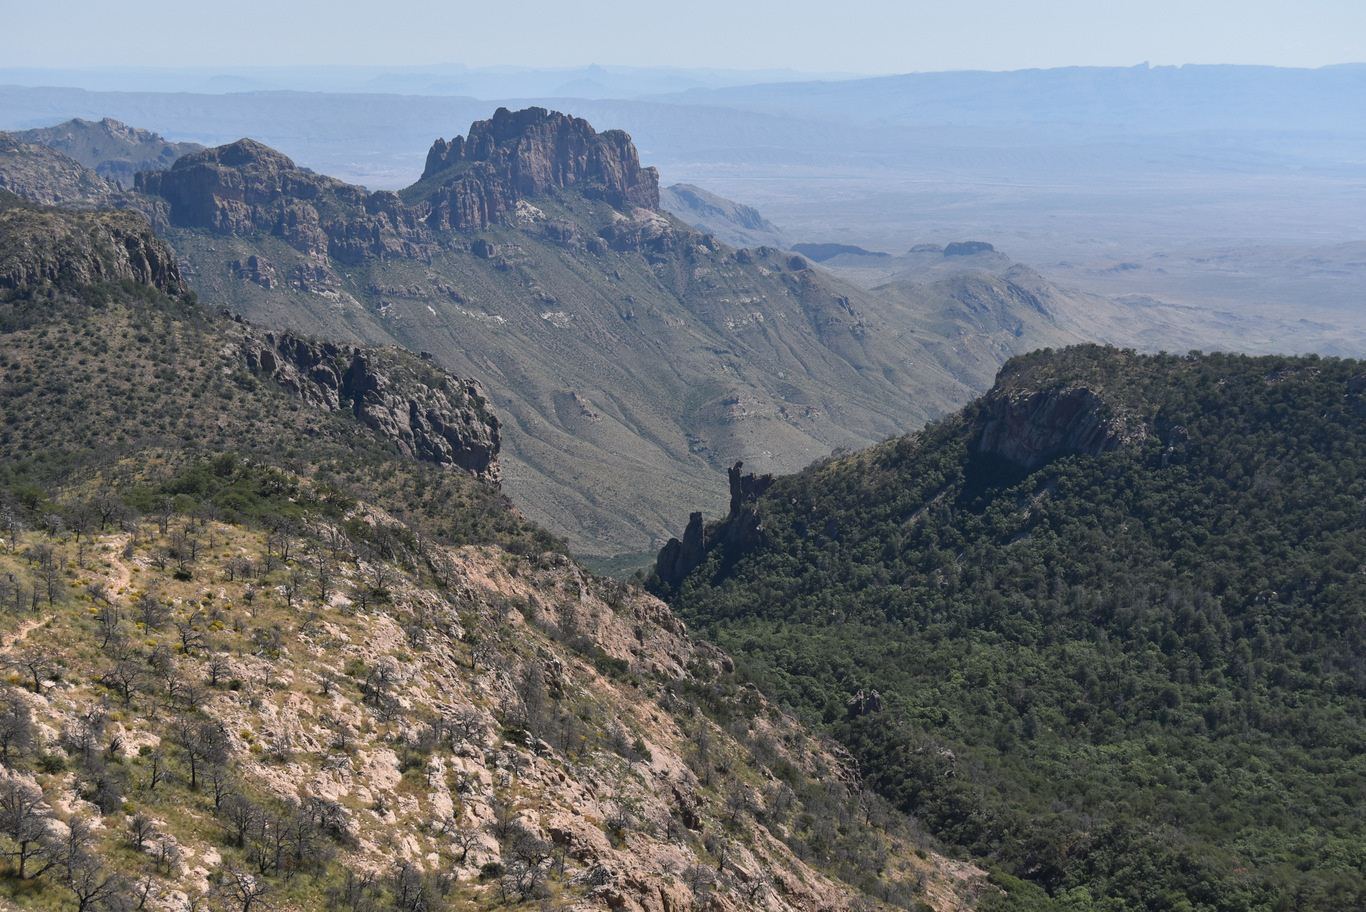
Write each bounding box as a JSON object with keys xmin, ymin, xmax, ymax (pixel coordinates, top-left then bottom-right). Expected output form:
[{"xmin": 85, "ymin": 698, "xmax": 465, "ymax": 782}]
[{"xmin": 0, "ymin": 518, "xmax": 988, "ymax": 912}]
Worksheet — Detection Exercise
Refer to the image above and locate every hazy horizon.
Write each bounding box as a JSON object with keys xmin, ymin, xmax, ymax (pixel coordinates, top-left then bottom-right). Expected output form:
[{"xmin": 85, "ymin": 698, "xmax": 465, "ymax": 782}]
[{"xmin": 7, "ymin": 0, "xmax": 1364, "ymax": 74}]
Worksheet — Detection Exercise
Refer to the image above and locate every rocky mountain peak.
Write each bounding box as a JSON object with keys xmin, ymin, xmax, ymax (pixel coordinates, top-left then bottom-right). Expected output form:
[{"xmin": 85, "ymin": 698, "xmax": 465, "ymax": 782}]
[
  {"xmin": 180, "ymin": 136, "xmax": 296, "ymax": 172},
  {"xmin": 419, "ymin": 106, "xmax": 659, "ymax": 229}
]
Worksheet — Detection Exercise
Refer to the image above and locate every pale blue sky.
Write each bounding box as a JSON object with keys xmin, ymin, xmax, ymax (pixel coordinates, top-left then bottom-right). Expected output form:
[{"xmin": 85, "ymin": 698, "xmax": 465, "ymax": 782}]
[{"xmin": 6, "ymin": 0, "xmax": 1364, "ymax": 73}]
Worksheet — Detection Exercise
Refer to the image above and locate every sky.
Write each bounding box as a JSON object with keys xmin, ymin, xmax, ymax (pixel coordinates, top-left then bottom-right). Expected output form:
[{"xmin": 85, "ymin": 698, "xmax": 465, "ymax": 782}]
[{"xmin": 5, "ymin": 0, "xmax": 1365, "ymax": 74}]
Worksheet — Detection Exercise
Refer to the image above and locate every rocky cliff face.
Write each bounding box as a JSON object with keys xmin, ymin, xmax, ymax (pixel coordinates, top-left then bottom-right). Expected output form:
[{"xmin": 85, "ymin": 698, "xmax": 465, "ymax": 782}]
[
  {"xmin": 419, "ymin": 107, "xmax": 659, "ymax": 230},
  {"xmin": 977, "ymin": 385, "xmax": 1146, "ymax": 470},
  {"xmin": 236, "ymin": 326, "xmax": 501, "ymax": 484},
  {"xmin": 0, "ymin": 193, "xmax": 186, "ymax": 293},
  {"xmin": 135, "ymin": 140, "xmax": 431, "ymax": 261}
]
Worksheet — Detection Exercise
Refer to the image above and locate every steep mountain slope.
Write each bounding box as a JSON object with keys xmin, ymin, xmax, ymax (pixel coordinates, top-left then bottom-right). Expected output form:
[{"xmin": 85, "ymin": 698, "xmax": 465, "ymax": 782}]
[
  {"xmin": 123, "ymin": 107, "xmax": 1004, "ymax": 558},
  {"xmin": 12, "ymin": 117, "xmax": 203, "ymax": 188},
  {"xmin": 658, "ymin": 345, "xmax": 1366, "ymax": 912},
  {"xmin": 0, "ymin": 196, "xmax": 985, "ymax": 912}
]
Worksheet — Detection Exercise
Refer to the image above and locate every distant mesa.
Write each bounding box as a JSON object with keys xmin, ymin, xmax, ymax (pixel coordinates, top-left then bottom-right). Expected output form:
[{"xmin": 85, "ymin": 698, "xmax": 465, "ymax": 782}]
[
  {"xmin": 790, "ymin": 243, "xmax": 889, "ymax": 262},
  {"xmin": 943, "ymin": 241, "xmax": 996, "ymax": 256}
]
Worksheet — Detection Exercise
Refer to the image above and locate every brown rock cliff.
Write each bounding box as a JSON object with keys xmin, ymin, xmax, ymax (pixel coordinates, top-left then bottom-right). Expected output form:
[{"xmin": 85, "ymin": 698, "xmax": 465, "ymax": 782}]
[{"xmin": 0, "ymin": 194, "xmax": 186, "ymax": 294}]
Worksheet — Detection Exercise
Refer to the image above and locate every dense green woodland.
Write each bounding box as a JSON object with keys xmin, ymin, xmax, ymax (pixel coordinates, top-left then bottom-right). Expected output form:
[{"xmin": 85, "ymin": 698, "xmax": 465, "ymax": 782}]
[{"xmin": 663, "ymin": 346, "xmax": 1366, "ymax": 912}]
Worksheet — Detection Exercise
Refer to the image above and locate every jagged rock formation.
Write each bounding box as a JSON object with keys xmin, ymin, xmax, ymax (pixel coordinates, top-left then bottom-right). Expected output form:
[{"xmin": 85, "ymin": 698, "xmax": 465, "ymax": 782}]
[
  {"xmin": 13, "ymin": 116, "xmax": 203, "ymax": 188},
  {"xmin": 236, "ymin": 326, "xmax": 501, "ymax": 484},
  {"xmin": 728, "ymin": 460, "xmax": 774, "ymax": 514},
  {"xmin": 419, "ymin": 107, "xmax": 659, "ymax": 230},
  {"xmin": 653, "ymin": 512, "xmax": 708, "ymax": 592},
  {"xmin": 846, "ymin": 688, "xmax": 884, "ymax": 717},
  {"xmin": 0, "ymin": 191, "xmax": 185, "ymax": 293},
  {"xmin": 654, "ymin": 462, "xmax": 773, "ymax": 590},
  {"xmin": 977, "ymin": 386, "xmax": 1145, "ymax": 470},
  {"xmin": 0, "ymin": 133, "xmax": 119, "ymax": 207}
]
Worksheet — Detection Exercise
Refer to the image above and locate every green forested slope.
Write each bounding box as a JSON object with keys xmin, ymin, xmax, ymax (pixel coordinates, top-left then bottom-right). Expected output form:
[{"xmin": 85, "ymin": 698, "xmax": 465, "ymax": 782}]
[{"xmin": 663, "ymin": 345, "xmax": 1366, "ymax": 912}]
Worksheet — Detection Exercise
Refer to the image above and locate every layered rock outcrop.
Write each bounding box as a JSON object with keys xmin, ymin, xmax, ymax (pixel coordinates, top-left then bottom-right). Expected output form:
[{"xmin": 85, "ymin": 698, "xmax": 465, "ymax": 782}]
[
  {"xmin": 419, "ymin": 107, "xmax": 659, "ymax": 230},
  {"xmin": 0, "ymin": 194, "xmax": 186, "ymax": 294},
  {"xmin": 238, "ymin": 327, "xmax": 501, "ymax": 484},
  {"xmin": 977, "ymin": 386, "xmax": 1145, "ymax": 470}
]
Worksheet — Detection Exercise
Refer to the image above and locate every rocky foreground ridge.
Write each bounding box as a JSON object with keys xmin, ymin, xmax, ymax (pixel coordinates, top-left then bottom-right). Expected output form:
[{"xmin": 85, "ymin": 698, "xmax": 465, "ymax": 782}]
[{"xmin": 0, "ymin": 508, "xmax": 983, "ymax": 912}]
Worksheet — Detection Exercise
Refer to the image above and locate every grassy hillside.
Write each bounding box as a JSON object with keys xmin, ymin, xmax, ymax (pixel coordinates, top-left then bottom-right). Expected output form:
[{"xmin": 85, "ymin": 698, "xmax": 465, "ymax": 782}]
[{"xmin": 662, "ymin": 345, "xmax": 1366, "ymax": 912}]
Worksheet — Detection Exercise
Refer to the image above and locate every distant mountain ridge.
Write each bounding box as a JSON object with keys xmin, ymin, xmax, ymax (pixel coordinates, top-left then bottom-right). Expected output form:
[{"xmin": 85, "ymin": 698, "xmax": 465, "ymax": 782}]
[
  {"xmin": 660, "ymin": 183, "xmax": 789, "ymax": 250},
  {"xmin": 11, "ymin": 116, "xmax": 202, "ymax": 187}
]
